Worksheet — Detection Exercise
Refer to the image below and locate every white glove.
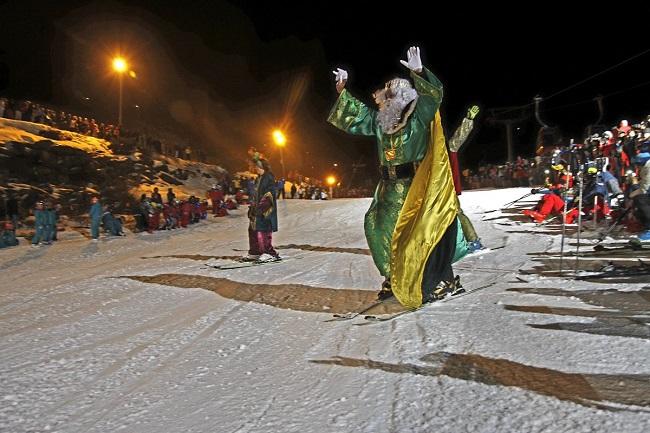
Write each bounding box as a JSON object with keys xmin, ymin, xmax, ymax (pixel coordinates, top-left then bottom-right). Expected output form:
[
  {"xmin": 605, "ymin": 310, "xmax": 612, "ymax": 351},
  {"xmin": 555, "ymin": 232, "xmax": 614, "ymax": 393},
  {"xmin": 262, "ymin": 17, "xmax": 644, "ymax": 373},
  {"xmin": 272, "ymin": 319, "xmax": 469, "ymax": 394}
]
[
  {"xmin": 332, "ymin": 68, "xmax": 348, "ymax": 93},
  {"xmin": 399, "ymin": 46, "xmax": 423, "ymax": 73},
  {"xmin": 332, "ymin": 68, "xmax": 347, "ymax": 83}
]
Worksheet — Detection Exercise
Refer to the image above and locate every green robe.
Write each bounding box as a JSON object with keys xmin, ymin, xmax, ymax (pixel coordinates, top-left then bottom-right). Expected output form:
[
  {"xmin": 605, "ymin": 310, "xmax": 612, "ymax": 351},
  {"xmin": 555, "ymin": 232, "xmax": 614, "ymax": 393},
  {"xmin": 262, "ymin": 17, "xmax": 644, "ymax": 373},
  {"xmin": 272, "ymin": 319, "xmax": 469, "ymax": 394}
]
[{"xmin": 328, "ymin": 68, "xmax": 446, "ymax": 278}]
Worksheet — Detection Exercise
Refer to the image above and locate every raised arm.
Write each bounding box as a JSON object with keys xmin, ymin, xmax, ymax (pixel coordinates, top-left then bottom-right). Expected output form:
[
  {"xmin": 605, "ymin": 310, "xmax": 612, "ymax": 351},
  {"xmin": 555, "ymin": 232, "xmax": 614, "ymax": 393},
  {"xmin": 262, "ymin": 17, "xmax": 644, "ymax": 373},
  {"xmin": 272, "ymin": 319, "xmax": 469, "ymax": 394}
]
[
  {"xmin": 400, "ymin": 47, "xmax": 443, "ymax": 123},
  {"xmin": 327, "ymin": 68, "xmax": 377, "ymax": 136},
  {"xmin": 449, "ymin": 106, "xmax": 479, "ymax": 152}
]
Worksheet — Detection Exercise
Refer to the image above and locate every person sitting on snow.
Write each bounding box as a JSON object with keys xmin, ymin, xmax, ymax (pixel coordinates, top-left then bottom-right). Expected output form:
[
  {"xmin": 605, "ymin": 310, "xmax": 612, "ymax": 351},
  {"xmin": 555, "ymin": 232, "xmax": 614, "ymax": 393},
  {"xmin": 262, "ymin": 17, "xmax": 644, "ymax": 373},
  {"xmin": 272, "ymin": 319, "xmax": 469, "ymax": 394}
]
[
  {"xmin": 580, "ymin": 166, "xmax": 611, "ymax": 221},
  {"xmin": 179, "ymin": 200, "xmax": 191, "ymax": 228},
  {"xmin": 200, "ymin": 200, "xmax": 209, "ymax": 219},
  {"xmin": 523, "ymin": 163, "xmax": 578, "ymax": 224},
  {"xmin": 208, "ymin": 185, "xmax": 224, "ymax": 215},
  {"xmin": 162, "ymin": 202, "xmax": 177, "ymax": 229},
  {"xmin": 101, "ymin": 205, "xmax": 125, "ymax": 236},
  {"xmin": 234, "ymin": 189, "xmax": 245, "ymax": 204},
  {"xmin": 224, "ymin": 196, "xmax": 238, "ymax": 210},
  {"xmin": 0, "ymin": 221, "xmax": 19, "ymax": 248}
]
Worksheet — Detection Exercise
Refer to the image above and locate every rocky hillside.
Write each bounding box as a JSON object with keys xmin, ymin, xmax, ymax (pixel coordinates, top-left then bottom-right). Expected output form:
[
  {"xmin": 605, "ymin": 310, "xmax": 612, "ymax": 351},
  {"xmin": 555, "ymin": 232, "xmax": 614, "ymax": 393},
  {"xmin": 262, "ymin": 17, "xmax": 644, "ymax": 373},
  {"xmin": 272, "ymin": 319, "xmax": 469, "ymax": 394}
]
[{"xmin": 0, "ymin": 118, "xmax": 228, "ymax": 218}]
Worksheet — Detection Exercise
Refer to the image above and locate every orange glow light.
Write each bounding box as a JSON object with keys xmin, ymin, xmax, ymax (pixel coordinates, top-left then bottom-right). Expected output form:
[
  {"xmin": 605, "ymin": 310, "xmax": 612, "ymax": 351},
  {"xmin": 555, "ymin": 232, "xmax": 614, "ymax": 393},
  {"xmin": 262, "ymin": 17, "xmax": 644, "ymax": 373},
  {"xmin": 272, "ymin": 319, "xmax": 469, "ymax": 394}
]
[
  {"xmin": 112, "ymin": 57, "xmax": 128, "ymax": 73},
  {"xmin": 272, "ymin": 130, "xmax": 286, "ymax": 146}
]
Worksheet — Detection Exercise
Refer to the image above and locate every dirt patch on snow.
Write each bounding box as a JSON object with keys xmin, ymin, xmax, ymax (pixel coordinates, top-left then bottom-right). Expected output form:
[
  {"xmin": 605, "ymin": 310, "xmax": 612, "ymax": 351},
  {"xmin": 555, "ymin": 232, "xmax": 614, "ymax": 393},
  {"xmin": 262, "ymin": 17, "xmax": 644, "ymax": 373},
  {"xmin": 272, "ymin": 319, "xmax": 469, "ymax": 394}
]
[
  {"xmin": 276, "ymin": 244, "xmax": 371, "ymax": 255},
  {"xmin": 310, "ymin": 352, "xmax": 650, "ymax": 411},
  {"xmin": 121, "ymin": 273, "xmax": 405, "ymax": 315},
  {"xmin": 504, "ymin": 286, "xmax": 650, "ymax": 340}
]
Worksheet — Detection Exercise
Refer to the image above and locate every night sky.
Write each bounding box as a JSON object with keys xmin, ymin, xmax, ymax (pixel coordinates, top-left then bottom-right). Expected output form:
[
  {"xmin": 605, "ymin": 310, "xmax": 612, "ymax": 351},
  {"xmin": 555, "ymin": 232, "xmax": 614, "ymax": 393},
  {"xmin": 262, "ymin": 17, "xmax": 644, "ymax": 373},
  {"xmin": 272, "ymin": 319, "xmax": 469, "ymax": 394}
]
[{"xmin": 1, "ymin": 1, "xmax": 649, "ymax": 182}]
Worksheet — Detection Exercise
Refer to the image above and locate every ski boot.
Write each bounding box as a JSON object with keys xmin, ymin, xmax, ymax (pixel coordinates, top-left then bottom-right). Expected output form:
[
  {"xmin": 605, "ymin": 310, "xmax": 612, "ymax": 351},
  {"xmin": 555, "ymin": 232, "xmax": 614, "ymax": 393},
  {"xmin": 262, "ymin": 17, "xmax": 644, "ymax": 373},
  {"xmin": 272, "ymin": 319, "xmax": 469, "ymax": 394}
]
[
  {"xmin": 564, "ymin": 208, "xmax": 580, "ymax": 224},
  {"xmin": 450, "ymin": 275, "xmax": 465, "ymax": 296},
  {"xmin": 637, "ymin": 230, "xmax": 650, "ymax": 242},
  {"xmin": 377, "ymin": 278, "xmax": 393, "ymax": 300},
  {"xmin": 258, "ymin": 253, "xmax": 281, "ymax": 262},
  {"xmin": 241, "ymin": 254, "xmax": 260, "ymax": 262},
  {"xmin": 432, "ymin": 280, "xmax": 454, "ymax": 300},
  {"xmin": 522, "ymin": 209, "xmax": 546, "ymax": 224},
  {"xmin": 467, "ymin": 239, "xmax": 484, "ymax": 253}
]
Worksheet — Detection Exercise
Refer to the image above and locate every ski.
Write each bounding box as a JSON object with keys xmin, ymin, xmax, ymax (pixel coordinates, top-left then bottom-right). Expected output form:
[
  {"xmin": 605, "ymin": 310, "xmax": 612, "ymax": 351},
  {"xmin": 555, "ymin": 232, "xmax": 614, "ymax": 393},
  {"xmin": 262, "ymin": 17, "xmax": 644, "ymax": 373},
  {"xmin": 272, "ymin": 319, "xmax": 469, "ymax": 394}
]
[
  {"xmin": 361, "ymin": 282, "xmax": 496, "ymax": 323},
  {"xmin": 593, "ymin": 239, "xmax": 648, "ymax": 252},
  {"xmin": 465, "ymin": 245, "xmax": 506, "ymax": 256},
  {"xmin": 363, "ymin": 307, "xmax": 420, "ymax": 322},
  {"xmin": 575, "ymin": 261, "xmax": 650, "ymax": 280},
  {"xmin": 206, "ymin": 257, "xmax": 289, "ymax": 270},
  {"xmin": 326, "ymin": 299, "xmax": 389, "ymax": 322}
]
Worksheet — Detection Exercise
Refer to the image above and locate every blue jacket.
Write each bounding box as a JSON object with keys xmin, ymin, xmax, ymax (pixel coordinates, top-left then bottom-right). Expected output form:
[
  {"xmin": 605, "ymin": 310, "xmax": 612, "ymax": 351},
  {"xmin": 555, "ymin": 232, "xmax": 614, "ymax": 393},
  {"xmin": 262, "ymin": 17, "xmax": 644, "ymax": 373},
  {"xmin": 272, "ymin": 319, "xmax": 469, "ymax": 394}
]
[
  {"xmin": 34, "ymin": 209, "xmax": 47, "ymax": 228},
  {"xmin": 45, "ymin": 209, "xmax": 57, "ymax": 225},
  {"xmin": 90, "ymin": 203, "xmax": 102, "ymax": 221}
]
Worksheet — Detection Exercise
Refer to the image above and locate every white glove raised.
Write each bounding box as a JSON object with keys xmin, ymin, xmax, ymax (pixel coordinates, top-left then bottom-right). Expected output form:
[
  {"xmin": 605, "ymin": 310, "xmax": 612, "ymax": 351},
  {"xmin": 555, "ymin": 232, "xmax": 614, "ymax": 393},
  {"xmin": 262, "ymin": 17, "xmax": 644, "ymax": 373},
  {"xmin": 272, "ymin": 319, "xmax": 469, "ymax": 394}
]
[
  {"xmin": 332, "ymin": 68, "xmax": 348, "ymax": 83},
  {"xmin": 332, "ymin": 68, "xmax": 348, "ymax": 93},
  {"xmin": 399, "ymin": 46, "xmax": 423, "ymax": 73}
]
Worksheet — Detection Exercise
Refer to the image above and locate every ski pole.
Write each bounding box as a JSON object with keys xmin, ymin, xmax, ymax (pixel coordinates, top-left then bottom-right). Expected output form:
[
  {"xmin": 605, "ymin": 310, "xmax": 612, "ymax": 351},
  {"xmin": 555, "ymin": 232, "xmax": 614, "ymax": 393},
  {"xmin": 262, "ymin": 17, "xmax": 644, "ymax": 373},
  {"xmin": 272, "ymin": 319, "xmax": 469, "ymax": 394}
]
[
  {"xmin": 502, "ymin": 192, "xmax": 534, "ymax": 208},
  {"xmin": 575, "ymin": 168, "xmax": 584, "ymax": 274},
  {"xmin": 596, "ymin": 206, "xmax": 632, "ymax": 243},
  {"xmin": 482, "ymin": 192, "xmax": 534, "ymax": 213},
  {"xmin": 559, "ymin": 172, "xmax": 571, "ymax": 275}
]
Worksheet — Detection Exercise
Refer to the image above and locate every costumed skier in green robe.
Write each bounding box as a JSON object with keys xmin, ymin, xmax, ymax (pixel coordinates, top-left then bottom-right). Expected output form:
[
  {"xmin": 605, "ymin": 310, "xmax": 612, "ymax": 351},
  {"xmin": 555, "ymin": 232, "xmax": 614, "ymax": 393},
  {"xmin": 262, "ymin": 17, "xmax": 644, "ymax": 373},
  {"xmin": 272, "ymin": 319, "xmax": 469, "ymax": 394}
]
[{"xmin": 328, "ymin": 46, "xmax": 468, "ymax": 308}]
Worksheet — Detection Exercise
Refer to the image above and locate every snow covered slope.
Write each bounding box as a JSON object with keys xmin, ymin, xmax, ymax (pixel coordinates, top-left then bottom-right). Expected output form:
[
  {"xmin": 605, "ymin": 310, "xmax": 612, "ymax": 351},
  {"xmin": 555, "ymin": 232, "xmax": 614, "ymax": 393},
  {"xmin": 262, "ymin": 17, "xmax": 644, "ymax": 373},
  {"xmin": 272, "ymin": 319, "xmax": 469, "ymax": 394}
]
[{"xmin": 0, "ymin": 188, "xmax": 648, "ymax": 433}]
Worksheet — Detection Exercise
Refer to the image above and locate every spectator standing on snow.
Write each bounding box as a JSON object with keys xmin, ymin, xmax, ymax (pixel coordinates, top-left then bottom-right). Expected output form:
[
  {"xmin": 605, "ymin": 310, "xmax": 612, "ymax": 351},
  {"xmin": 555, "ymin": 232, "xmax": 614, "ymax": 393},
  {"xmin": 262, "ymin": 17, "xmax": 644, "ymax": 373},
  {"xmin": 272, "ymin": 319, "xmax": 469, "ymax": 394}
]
[
  {"xmin": 89, "ymin": 196, "xmax": 102, "ymax": 241},
  {"xmin": 31, "ymin": 201, "xmax": 47, "ymax": 246}
]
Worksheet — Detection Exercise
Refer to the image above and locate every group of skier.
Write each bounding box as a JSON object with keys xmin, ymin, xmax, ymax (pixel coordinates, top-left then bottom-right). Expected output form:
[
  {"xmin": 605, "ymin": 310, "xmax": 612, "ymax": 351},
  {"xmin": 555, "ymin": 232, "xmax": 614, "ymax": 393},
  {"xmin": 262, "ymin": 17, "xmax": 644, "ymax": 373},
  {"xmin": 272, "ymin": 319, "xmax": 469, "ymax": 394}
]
[{"xmin": 521, "ymin": 151, "xmax": 650, "ymax": 242}]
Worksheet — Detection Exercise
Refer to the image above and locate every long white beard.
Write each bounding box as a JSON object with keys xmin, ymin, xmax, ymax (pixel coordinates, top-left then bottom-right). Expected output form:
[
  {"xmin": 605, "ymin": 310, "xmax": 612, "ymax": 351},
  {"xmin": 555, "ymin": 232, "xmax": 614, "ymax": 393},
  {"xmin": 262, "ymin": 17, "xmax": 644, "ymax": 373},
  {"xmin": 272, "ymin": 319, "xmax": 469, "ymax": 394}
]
[{"xmin": 376, "ymin": 87, "xmax": 418, "ymax": 134}]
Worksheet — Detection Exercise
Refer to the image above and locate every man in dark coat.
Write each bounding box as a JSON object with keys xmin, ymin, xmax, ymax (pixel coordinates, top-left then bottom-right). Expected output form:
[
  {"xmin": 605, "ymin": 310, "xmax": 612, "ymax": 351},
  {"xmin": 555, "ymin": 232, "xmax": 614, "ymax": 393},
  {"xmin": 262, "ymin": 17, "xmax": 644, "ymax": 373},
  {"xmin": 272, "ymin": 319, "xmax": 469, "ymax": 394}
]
[
  {"xmin": 151, "ymin": 187, "xmax": 163, "ymax": 206},
  {"xmin": 244, "ymin": 156, "xmax": 279, "ymax": 261}
]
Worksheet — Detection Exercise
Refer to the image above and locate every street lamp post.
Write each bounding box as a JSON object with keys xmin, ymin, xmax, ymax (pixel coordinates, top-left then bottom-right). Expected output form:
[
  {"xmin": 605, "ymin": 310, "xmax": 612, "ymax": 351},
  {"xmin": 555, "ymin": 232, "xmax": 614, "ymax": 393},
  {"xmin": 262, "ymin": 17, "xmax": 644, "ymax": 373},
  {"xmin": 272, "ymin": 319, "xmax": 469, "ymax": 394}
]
[
  {"xmin": 112, "ymin": 57, "xmax": 128, "ymax": 126},
  {"xmin": 272, "ymin": 130, "xmax": 286, "ymax": 179},
  {"xmin": 326, "ymin": 176, "xmax": 336, "ymax": 199},
  {"xmin": 118, "ymin": 73, "xmax": 123, "ymax": 125}
]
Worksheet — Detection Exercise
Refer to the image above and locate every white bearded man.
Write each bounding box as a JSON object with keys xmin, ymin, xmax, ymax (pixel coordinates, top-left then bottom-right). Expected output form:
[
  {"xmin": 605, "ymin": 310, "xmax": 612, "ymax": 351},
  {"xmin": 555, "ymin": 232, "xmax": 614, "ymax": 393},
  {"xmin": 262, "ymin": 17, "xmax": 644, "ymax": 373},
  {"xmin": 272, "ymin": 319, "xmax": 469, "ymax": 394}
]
[{"xmin": 327, "ymin": 46, "xmax": 469, "ymax": 308}]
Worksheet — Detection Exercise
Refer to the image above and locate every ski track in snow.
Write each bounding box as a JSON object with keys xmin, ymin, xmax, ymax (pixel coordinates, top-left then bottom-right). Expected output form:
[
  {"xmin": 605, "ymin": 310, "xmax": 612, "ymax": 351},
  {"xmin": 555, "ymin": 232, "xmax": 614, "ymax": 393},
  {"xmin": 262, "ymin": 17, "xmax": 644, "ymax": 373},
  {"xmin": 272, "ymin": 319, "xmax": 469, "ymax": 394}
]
[{"xmin": 1, "ymin": 189, "xmax": 650, "ymax": 433}]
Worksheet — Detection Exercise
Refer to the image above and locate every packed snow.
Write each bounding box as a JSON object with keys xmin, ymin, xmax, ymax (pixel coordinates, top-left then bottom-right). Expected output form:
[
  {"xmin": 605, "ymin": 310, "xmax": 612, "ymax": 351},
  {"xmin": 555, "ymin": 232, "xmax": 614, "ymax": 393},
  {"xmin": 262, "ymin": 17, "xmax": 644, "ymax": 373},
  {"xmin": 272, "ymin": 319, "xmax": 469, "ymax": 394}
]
[
  {"xmin": 0, "ymin": 118, "xmax": 113, "ymax": 155},
  {"xmin": 1, "ymin": 188, "xmax": 649, "ymax": 433}
]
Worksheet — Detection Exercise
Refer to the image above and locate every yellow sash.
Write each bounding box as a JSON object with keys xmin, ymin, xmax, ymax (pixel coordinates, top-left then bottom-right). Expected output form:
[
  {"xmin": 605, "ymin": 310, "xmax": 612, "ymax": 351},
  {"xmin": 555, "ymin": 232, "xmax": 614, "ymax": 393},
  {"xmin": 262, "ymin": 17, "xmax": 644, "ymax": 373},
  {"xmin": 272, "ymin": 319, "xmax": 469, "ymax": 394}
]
[{"xmin": 390, "ymin": 111, "xmax": 459, "ymax": 308}]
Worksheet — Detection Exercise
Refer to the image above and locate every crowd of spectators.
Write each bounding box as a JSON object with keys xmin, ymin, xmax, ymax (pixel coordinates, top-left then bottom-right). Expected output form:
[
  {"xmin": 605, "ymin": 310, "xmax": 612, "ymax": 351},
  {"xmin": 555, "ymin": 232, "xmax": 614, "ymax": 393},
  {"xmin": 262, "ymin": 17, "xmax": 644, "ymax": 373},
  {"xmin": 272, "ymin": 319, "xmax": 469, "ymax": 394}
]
[
  {"xmin": 0, "ymin": 183, "xmax": 252, "ymax": 248},
  {"xmin": 0, "ymin": 97, "xmax": 206, "ymax": 162},
  {"xmin": 463, "ymin": 116, "xmax": 650, "ymax": 190},
  {"xmin": 462, "ymin": 156, "xmax": 543, "ymax": 190}
]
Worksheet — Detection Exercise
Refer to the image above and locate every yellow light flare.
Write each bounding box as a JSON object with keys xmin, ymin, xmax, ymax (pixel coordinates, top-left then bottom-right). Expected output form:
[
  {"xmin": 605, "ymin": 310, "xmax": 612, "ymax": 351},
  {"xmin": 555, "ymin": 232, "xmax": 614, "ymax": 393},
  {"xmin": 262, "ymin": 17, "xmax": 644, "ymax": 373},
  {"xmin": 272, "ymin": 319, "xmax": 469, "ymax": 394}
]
[
  {"xmin": 326, "ymin": 176, "xmax": 336, "ymax": 186},
  {"xmin": 272, "ymin": 130, "xmax": 286, "ymax": 146},
  {"xmin": 112, "ymin": 57, "xmax": 128, "ymax": 73},
  {"xmin": 128, "ymin": 70, "xmax": 137, "ymax": 79}
]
